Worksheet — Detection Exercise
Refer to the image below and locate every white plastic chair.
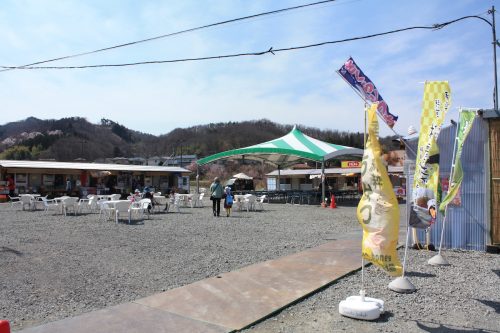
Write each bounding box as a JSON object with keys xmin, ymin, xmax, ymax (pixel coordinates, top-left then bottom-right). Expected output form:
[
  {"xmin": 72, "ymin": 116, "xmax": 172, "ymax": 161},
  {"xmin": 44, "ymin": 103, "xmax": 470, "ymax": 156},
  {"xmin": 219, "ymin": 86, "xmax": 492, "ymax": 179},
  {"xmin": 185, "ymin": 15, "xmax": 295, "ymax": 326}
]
[
  {"xmin": 153, "ymin": 196, "xmax": 168, "ymax": 213},
  {"xmin": 193, "ymin": 193, "xmax": 205, "ymax": 208},
  {"xmin": 255, "ymin": 195, "xmax": 266, "ymax": 211},
  {"xmin": 8, "ymin": 195, "xmax": 21, "ymax": 208},
  {"xmin": 234, "ymin": 195, "xmax": 244, "ymax": 211},
  {"xmin": 243, "ymin": 194, "xmax": 256, "ymax": 212},
  {"xmin": 140, "ymin": 198, "xmax": 152, "ymax": 219},
  {"xmin": 33, "ymin": 195, "xmax": 48, "ymax": 210},
  {"xmin": 114, "ymin": 201, "xmax": 132, "ymax": 224},
  {"xmin": 61, "ymin": 197, "xmax": 79, "ymax": 216},
  {"xmin": 20, "ymin": 195, "xmax": 35, "ymax": 211},
  {"xmin": 40, "ymin": 197, "xmax": 61, "ymax": 214},
  {"xmin": 168, "ymin": 194, "xmax": 181, "ymax": 213},
  {"xmin": 109, "ymin": 194, "xmax": 121, "ymax": 201},
  {"xmin": 188, "ymin": 195, "xmax": 195, "ymax": 208},
  {"xmin": 78, "ymin": 195, "xmax": 97, "ymax": 213},
  {"xmin": 98, "ymin": 200, "xmax": 114, "ymax": 222},
  {"xmin": 129, "ymin": 201, "xmax": 144, "ymax": 221}
]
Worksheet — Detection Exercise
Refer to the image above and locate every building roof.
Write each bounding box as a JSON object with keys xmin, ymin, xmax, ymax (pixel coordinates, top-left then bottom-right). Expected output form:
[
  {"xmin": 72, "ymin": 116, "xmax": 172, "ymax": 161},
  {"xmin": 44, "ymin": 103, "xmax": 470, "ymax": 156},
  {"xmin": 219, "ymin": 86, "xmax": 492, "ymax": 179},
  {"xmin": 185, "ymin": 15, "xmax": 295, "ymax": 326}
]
[
  {"xmin": 0, "ymin": 160, "xmax": 191, "ymax": 174},
  {"xmin": 482, "ymin": 108, "xmax": 500, "ymax": 119}
]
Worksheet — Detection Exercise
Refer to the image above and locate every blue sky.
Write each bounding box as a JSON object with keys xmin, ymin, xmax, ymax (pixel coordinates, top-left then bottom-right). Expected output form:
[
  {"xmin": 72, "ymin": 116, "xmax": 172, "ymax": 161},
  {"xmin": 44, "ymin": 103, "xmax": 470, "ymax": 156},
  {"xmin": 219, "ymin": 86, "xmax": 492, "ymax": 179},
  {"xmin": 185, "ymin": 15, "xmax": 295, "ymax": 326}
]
[{"xmin": 0, "ymin": 0, "xmax": 497, "ymax": 137}]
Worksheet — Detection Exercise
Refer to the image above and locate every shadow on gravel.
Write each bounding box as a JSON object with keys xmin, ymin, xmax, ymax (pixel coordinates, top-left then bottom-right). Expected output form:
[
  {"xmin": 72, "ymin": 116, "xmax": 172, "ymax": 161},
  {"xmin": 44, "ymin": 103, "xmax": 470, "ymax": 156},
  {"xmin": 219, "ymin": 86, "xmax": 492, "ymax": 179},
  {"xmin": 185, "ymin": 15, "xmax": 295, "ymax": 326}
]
[
  {"xmin": 125, "ymin": 222, "xmax": 146, "ymax": 226},
  {"xmin": 226, "ymin": 215, "xmax": 252, "ymax": 219},
  {"xmin": 416, "ymin": 321, "xmax": 493, "ymax": 332},
  {"xmin": 375, "ymin": 311, "xmax": 393, "ymax": 323},
  {"xmin": 405, "ymin": 271, "xmax": 436, "ymax": 278},
  {"xmin": 475, "ymin": 299, "xmax": 500, "ymax": 314},
  {"xmin": 166, "ymin": 212, "xmax": 194, "ymax": 215},
  {"xmin": 0, "ymin": 246, "xmax": 23, "ymax": 256},
  {"xmin": 492, "ymin": 269, "xmax": 500, "ymax": 278}
]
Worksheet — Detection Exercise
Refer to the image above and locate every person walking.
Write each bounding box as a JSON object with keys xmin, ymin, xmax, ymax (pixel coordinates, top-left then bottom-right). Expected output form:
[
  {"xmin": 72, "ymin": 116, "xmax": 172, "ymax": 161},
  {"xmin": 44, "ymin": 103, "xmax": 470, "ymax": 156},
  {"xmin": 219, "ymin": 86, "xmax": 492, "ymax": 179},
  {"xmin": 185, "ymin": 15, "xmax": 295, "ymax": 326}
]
[
  {"xmin": 223, "ymin": 185, "xmax": 233, "ymax": 217},
  {"xmin": 6, "ymin": 175, "xmax": 15, "ymax": 197},
  {"xmin": 164, "ymin": 188, "xmax": 176, "ymax": 212},
  {"xmin": 143, "ymin": 187, "xmax": 154, "ymax": 213},
  {"xmin": 209, "ymin": 177, "xmax": 223, "ymax": 217},
  {"xmin": 65, "ymin": 177, "xmax": 72, "ymax": 195}
]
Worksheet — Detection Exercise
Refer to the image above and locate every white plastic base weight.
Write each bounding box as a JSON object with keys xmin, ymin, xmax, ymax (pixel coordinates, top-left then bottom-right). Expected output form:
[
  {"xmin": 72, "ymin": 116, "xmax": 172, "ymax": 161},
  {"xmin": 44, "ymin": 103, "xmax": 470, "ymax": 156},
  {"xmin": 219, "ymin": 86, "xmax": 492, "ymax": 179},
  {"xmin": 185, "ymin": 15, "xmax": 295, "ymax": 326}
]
[{"xmin": 338, "ymin": 290, "xmax": 384, "ymax": 321}]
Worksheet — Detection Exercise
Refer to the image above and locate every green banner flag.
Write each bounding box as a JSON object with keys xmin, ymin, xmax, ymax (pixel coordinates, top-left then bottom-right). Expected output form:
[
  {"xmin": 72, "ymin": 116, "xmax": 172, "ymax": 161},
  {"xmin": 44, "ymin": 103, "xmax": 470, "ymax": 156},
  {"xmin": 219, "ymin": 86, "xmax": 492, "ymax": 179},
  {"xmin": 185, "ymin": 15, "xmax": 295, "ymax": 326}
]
[{"xmin": 439, "ymin": 109, "xmax": 476, "ymax": 212}]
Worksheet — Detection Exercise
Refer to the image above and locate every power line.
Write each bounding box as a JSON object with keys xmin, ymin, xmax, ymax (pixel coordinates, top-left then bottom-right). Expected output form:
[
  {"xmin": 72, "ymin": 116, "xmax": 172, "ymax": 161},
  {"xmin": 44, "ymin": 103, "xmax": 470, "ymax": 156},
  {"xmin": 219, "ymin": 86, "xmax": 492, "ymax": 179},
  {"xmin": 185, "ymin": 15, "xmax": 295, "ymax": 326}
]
[
  {"xmin": 0, "ymin": 0, "xmax": 338, "ymax": 72},
  {"xmin": 0, "ymin": 15, "xmax": 491, "ymax": 70}
]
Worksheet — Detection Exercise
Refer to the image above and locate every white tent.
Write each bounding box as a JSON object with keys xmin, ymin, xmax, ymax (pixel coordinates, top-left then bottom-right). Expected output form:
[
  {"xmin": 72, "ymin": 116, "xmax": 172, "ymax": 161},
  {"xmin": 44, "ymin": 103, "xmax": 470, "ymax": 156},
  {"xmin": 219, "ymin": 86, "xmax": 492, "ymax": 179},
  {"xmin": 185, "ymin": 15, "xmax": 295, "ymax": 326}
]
[{"xmin": 232, "ymin": 173, "xmax": 253, "ymax": 180}]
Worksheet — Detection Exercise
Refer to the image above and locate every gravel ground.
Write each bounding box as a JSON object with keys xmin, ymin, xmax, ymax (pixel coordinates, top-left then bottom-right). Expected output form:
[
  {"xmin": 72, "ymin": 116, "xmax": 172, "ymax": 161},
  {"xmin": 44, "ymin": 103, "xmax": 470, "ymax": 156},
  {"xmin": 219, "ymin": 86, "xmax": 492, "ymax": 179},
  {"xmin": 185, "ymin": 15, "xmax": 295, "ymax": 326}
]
[
  {"xmin": 0, "ymin": 199, "xmax": 359, "ymax": 331},
  {"xmin": 0, "ymin": 200, "xmax": 498, "ymax": 333},
  {"xmin": 244, "ymin": 248, "xmax": 500, "ymax": 333}
]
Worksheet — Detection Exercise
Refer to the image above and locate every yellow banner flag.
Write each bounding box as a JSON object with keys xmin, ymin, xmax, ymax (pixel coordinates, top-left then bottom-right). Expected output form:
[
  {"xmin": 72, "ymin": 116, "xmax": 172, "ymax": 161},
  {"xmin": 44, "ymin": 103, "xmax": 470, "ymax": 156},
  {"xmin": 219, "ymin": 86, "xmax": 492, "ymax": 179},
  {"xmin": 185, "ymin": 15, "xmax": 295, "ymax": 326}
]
[
  {"xmin": 357, "ymin": 104, "xmax": 402, "ymax": 277},
  {"xmin": 410, "ymin": 81, "xmax": 451, "ymax": 228}
]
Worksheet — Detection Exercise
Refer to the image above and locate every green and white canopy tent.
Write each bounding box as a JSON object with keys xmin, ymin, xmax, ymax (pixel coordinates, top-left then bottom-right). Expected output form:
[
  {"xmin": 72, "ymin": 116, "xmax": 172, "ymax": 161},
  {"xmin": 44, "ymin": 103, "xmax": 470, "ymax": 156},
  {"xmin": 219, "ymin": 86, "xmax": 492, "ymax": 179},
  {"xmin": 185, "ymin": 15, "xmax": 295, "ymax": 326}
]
[{"xmin": 197, "ymin": 126, "xmax": 363, "ymax": 201}]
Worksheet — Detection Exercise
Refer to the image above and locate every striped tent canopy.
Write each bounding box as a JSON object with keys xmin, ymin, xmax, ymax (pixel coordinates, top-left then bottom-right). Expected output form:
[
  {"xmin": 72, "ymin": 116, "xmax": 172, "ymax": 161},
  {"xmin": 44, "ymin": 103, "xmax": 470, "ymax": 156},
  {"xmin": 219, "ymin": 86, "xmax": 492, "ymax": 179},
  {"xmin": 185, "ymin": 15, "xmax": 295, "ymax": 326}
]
[{"xmin": 197, "ymin": 126, "xmax": 363, "ymax": 167}]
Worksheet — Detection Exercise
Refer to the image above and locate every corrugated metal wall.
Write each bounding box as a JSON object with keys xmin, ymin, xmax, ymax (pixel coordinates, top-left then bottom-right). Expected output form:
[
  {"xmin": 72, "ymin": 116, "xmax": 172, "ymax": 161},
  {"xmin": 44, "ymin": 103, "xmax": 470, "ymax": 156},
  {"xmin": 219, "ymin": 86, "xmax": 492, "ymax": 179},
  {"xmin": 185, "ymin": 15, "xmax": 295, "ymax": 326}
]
[{"xmin": 406, "ymin": 118, "xmax": 488, "ymax": 251}]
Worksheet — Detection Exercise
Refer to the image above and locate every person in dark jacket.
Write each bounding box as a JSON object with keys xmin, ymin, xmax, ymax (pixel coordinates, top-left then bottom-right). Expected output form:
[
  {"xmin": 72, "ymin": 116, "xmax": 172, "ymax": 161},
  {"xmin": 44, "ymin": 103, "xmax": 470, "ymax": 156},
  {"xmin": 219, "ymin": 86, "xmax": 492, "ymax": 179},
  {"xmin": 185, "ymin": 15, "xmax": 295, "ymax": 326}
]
[{"xmin": 143, "ymin": 187, "xmax": 154, "ymax": 213}]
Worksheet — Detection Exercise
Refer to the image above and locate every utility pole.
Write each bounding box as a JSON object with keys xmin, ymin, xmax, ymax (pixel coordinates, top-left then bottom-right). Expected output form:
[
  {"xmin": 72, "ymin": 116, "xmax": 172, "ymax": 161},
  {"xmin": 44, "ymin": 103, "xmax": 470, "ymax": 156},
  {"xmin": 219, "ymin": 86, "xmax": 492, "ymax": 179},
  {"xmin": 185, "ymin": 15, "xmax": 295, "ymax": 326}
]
[{"xmin": 491, "ymin": 6, "xmax": 499, "ymax": 111}]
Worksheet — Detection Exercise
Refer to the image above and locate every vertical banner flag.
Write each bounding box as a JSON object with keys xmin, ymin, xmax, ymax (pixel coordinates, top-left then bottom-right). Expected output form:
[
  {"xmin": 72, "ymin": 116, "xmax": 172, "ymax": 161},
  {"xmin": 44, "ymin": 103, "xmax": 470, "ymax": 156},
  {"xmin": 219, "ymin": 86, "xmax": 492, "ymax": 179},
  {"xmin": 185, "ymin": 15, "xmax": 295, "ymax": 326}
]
[
  {"xmin": 439, "ymin": 109, "xmax": 476, "ymax": 212},
  {"xmin": 338, "ymin": 57, "xmax": 398, "ymax": 128},
  {"xmin": 410, "ymin": 81, "xmax": 451, "ymax": 229},
  {"xmin": 357, "ymin": 104, "xmax": 402, "ymax": 277}
]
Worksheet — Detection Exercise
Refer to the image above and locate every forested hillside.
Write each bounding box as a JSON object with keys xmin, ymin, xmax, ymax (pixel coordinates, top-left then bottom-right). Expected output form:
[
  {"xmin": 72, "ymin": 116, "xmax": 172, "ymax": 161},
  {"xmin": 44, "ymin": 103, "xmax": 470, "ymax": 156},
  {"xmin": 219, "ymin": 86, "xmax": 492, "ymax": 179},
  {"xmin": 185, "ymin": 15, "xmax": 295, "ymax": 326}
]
[{"xmin": 0, "ymin": 117, "xmax": 399, "ymax": 162}]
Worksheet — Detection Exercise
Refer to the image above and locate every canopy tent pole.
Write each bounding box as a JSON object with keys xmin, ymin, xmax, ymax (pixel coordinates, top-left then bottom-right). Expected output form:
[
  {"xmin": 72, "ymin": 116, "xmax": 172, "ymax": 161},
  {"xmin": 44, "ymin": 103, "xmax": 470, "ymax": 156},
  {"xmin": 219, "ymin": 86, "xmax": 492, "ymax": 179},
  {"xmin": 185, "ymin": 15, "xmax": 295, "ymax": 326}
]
[
  {"xmin": 277, "ymin": 165, "xmax": 281, "ymax": 191},
  {"xmin": 321, "ymin": 159, "xmax": 325, "ymax": 204},
  {"xmin": 196, "ymin": 164, "xmax": 200, "ymax": 194}
]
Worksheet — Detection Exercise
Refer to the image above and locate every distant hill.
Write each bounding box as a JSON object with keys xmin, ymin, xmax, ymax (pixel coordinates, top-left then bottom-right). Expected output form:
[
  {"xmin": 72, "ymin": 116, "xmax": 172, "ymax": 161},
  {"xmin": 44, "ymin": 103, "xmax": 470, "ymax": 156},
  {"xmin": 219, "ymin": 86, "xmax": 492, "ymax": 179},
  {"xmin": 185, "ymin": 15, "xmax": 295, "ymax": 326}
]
[
  {"xmin": 0, "ymin": 117, "xmax": 156, "ymax": 161},
  {"xmin": 0, "ymin": 117, "xmax": 399, "ymax": 162}
]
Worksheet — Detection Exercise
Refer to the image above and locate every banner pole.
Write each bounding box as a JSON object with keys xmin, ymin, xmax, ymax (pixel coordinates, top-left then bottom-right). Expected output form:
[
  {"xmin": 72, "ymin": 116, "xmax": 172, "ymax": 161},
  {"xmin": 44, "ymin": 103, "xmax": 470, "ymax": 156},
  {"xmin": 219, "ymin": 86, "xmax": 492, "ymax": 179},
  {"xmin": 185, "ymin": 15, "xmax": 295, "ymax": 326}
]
[
  {"xmin": 364, "ymin": 103, "xmax": 367, "ymax": 148},
  {"xmin": 361, "ymin": 257, "xmax": 365, "ymax": 292},
  {"xmin": 439, "ymin": 115, "xmax": 460, "ymax": 253},
  {"xmin": 428, "ymin": 109, "xmax": 461, "ymax": 265},
  {"xmin": 402, "ymin": 169, "xmax": 411, "ymax": 277},
  {"xmin": 388, "ymin": 127, "xmax": 416, "ymax": 293}
]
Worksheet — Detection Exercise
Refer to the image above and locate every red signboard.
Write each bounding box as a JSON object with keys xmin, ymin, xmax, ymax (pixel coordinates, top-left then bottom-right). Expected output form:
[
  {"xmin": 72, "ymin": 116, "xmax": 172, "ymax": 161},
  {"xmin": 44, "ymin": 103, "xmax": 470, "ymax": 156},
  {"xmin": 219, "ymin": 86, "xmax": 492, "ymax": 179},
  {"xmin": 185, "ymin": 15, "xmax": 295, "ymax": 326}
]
[{"xmin": 341, "ymin": 161, "xmax": 361, "ymax": 168}]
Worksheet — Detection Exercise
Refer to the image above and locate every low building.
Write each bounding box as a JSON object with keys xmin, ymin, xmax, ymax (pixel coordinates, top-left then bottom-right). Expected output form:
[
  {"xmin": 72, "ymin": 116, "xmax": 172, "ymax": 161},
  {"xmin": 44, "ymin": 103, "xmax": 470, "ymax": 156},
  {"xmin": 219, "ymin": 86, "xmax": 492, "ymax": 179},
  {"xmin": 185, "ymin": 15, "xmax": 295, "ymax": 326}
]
[
  {"xmin": 162, "ymin": 155, "xmax": 197, "ymax": 167},
  {"xmin": 266, "ymin": 163, "xmax": 405, "ymax": 195},
  {"xmin": 0, "ymin": 160, "xmax": 191, "ymax": 198}
]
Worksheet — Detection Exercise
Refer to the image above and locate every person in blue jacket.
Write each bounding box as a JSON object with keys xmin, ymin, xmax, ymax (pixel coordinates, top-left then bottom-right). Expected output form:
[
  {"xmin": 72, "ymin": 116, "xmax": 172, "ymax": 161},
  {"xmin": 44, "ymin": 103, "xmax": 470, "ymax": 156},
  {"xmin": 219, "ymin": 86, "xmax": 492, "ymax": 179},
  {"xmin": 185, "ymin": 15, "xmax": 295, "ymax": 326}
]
[{"xmin": 223, "ymin": 185, "xmax": 233, "ymax": 217}]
